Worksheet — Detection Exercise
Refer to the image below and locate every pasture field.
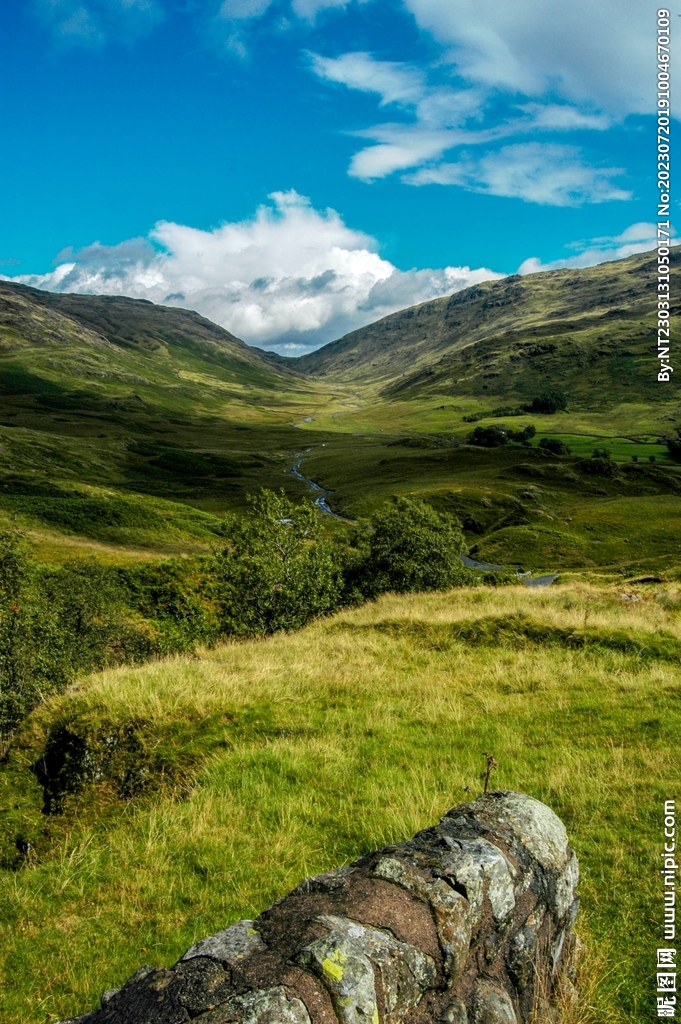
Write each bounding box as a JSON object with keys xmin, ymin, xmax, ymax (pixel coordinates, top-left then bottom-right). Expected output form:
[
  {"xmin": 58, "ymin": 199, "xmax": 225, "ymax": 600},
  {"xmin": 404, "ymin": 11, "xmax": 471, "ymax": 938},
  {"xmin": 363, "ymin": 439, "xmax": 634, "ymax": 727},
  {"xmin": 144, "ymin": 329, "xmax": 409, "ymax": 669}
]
[{"xmin": 1, "ymin": 582, "xmax": 678, "ymax": 1024}]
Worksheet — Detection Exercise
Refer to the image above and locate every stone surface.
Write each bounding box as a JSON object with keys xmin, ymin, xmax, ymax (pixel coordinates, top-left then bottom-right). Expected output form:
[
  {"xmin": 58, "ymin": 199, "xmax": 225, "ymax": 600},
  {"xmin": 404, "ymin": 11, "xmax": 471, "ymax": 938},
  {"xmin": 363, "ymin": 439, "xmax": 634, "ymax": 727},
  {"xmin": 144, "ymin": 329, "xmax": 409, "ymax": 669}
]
[
  {"xmin": 181, "ymin": 920, "xmax": 266, "ymax": 966},
  {"xmin": 452, "ymin": 793, "xmax": 570, "ymax": 873},
  {"xmin": 371, "ymin": 857, "xmax": 471, "ymax": 983},
  {"xmin": 298, "ymin": 915, "xmax": 436, "ymax": 1024},
  {"xmin": 472, "ymin": 981, "xmax": 517, "ymax": 1024},
  {"xmin": 56, "ymin": 792, "xmax": 578, "ymax": 1024},
  {"xmin": 192, "ymin": 986, "xmax": 312, "ymax": 1024}
]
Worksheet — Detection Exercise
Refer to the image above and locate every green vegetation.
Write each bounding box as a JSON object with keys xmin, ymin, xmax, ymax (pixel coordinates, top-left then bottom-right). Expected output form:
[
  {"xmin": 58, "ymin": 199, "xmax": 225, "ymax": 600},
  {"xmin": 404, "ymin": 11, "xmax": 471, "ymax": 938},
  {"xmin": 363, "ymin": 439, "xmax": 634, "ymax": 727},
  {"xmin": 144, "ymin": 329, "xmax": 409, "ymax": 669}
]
[
  {"xmin": 1, "ymin": 252, "xmax": 681, "ymax": 580},
  {"xmin": 1, "ymin": 252, "xmax": 680, "ymax": 1024},
  {"xmin": 0, "ymin": 495, "xmax": 476, "ymax": 747},
  {"xmin": 0, "ymin": 582, "xmax": 676, "ymax": 1023}
]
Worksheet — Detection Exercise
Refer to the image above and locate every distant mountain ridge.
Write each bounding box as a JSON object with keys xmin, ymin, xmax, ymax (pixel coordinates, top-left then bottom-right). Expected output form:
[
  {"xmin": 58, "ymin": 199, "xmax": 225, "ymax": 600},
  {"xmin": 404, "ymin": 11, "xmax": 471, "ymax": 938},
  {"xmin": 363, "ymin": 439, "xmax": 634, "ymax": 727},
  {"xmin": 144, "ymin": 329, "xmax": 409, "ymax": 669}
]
[
  {"xmin": 283, "ymin": 248, "xmax": 680, "ymax": 406},
  {"xmin": 0, "ymin": 281, "xmax": 300, "ymax": 386}
]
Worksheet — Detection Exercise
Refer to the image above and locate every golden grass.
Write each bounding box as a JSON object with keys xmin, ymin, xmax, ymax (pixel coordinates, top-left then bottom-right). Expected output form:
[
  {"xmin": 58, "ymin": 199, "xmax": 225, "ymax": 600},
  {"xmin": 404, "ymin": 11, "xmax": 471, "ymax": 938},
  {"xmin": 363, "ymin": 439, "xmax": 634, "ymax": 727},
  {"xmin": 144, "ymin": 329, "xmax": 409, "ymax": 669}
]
[{"xmin": 1, "ymin": 582, "xmax": 678, "ymax": 1023}]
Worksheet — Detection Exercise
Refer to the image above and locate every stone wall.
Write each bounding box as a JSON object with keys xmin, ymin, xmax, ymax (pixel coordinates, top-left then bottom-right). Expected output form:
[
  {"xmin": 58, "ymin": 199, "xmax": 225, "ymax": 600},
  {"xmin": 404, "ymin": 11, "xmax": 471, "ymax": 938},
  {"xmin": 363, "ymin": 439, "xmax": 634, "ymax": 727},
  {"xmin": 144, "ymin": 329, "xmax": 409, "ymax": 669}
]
[{"xmin": 59, "ymin": 791, "xmax": 580, "ymax": 1024}]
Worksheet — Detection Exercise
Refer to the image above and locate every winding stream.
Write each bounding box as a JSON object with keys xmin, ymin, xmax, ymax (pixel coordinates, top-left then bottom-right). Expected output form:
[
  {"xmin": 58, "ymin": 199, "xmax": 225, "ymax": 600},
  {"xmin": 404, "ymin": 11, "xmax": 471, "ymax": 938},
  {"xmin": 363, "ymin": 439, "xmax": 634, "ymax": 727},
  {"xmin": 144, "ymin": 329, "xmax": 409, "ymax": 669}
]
[
  {"xmin": 289, "ymin": 453, "xmax": 556, "ymax": 585},
  {"xmin": 290, "ymin": 455, "xmax": 354, "ymax": 522}
]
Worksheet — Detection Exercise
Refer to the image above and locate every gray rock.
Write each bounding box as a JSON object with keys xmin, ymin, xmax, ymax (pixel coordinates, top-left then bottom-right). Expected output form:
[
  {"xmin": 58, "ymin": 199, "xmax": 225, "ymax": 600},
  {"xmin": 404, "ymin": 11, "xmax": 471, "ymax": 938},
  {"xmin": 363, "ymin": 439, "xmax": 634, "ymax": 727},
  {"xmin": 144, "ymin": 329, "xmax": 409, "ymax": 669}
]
[
  {"xmin": 180, "ymin": 920, "xmax": 265, "ymax": 966},
  {"xmin": 439, "ymin": 996, "xmax": 469, "ymax": 1023},
  {"xmin": 100, "ymin": 991, "xmax": 120, "ymax": 1007},
  {"xmin": 297, "ymin": 927, "xmax": 378, "ymax": 1024},
  {"xmin": 439, "ymin": 838, "xmax": 516, "ymax": 925},
  {"xmin": 298, "ymin": 916, "xmax": 435, "ymax": 1024},
  {"xmin": 54, "ymin": 792, "xmax": 578, "ymax": 1024},
  {"xmin": 454, "ymin": 793, "xmax": 570, "ymax": 873},
  {"xmin": 192, "ymin": 986, "xmax": 312, "ymax": 1024},
  {"xmin": 371, "ymin": 857, "xmax": 472, "ymax": 983},
  {"xmin": 472, "ymin": 981, "xmax": 517, "ymax": 1024},
  {"xmin": 553, "ymin": 852, "xmax": 579, "ymax": 921}
]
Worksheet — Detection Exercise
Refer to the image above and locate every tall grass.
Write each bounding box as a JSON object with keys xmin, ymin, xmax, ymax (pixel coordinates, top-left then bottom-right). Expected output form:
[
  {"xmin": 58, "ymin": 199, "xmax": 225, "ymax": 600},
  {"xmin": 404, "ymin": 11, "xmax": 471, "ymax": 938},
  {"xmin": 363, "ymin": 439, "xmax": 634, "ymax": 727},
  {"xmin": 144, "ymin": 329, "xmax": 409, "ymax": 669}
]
[{"xmin": 0, "ymin": 583, "xmax": 678, "ymax": 1023}]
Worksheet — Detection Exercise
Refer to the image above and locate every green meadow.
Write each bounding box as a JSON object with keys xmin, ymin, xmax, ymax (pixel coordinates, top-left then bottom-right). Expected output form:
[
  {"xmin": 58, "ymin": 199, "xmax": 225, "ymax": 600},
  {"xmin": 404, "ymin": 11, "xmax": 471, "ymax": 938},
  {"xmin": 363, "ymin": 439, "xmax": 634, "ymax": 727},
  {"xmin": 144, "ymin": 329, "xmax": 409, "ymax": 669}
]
[
  {"xmin": 0, "ymin": 253, "xmax": 680, "ymax": 1024},
  {"xmin": 1, "ymin": 583, "xmax": 678, "ymax": 1024}
]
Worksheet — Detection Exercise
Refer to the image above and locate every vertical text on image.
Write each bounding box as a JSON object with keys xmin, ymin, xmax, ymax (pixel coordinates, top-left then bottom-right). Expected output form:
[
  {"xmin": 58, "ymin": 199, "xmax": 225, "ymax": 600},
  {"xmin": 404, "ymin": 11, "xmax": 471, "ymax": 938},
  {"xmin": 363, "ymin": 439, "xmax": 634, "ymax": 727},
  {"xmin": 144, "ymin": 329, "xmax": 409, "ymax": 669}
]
[
  {"xmin": 658, "ymin": 800, "xmax": 677, "ymax": 1017},
  {"xmin": 657, "ymin": 9, "xmax": 673, "ymax": 383}
]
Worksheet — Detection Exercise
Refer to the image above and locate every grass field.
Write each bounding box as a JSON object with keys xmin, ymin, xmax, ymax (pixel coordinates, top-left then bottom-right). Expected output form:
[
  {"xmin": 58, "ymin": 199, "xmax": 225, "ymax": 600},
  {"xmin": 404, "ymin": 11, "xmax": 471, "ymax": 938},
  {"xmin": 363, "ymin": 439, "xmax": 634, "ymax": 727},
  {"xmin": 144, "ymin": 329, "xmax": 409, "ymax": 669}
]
[{"xmin": 1, "ymin": 581, "xmax": 678, "ymax": 1024}]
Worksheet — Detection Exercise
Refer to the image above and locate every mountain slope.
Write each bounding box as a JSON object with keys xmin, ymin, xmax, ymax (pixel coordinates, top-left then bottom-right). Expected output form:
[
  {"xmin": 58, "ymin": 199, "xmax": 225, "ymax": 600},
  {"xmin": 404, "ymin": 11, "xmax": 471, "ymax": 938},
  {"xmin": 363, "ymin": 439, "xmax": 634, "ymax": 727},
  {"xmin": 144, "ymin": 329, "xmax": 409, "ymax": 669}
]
[
  {"xmin": 0, "ymin": 282, "xmax": 335, "ymax": 540},
  {"xmin": 289, "ymin": 249, "xmax": 680, "ymax": 405},
  {"xmin": 0, "ymin": 281, "xmax": 301, "ymax": 388}
]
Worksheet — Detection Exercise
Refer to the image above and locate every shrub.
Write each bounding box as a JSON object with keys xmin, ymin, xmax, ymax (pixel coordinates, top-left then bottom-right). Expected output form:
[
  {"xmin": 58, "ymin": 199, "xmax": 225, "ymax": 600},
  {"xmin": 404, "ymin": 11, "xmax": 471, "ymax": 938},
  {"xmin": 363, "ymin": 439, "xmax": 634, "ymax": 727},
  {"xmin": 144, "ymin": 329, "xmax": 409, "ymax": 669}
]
[
  {"xmin": 467, "ymin": 425, "xmax": 509, "ymax": 447},
  {"xmin": 215, "ymin": 489, "xmax": 343, "ymax": 636},
  {"xmin": 525, "ymin": 390, "xmax": 568, "ymax": 414},
  {"xmin": 508, "ymin": 424, "xmax": 536, "ymax": 443},
  {"xmin": 538, "ymin": 438, "xmax": 571, "ymax": 456},
  {"xmin": 359, "ymin": 497, "xmax": 467, "ymax": 597}
]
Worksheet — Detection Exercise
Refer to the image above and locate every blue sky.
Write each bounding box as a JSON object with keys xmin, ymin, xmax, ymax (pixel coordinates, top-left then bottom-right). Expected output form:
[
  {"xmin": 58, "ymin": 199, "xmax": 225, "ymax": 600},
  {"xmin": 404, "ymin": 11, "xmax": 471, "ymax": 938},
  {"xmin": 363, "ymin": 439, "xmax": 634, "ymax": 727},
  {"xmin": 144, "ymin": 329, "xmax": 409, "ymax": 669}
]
[{"xmin": 0, "ymin": 0, "xmax": 674, "ymax": 352}]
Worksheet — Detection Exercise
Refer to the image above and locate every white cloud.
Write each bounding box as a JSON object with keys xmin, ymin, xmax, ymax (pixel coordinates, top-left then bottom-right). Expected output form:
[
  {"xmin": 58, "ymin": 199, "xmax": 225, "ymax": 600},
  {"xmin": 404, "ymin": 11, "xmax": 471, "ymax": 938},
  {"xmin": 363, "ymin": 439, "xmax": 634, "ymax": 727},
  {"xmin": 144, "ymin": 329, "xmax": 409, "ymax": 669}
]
[
  {"xmin": 403, "ymin": 0, "xmax": 659, "ymax": 117},
  {"xmin": 9, "ymin": 192, "xmax": 502, "ymax": 353},
  {"xmin": 309, "ymin": 52, "xmax": 425, "ymax": 106},
  {"xmin": 219, "ymin": 0, "xmax": 272, "ymax": 21},
  {"xmin": 32, "ymin": 0, "xmax": 164, "ymax": 46},
  {"xmin": 518, "ymin": 221, "xmax": 676, "ymax": 274},
  {"xmin": 406, "ymin": 143, "xmax": 631, "ymax": 206},
  {"xmin": 310, "ymin": 49, "xmax": 630, "ymax": 202},
  {"xmin": 516, "ymin": 104, "xmax": 612, "ymax": 132},
  {"xmin": 349, "ymin": 125, "xmax": 461, "ymax": 180},
  {"xmin": 217, "ymin": 0, "xmax": 364, "ymax": 23}
]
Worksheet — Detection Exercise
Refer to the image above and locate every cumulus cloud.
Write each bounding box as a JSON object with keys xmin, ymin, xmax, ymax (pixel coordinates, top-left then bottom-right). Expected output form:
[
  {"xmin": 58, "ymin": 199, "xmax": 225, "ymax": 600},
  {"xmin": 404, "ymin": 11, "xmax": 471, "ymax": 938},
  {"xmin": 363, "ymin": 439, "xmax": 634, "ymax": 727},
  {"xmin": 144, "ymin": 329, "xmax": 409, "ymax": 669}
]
[
  {"xmin": 9, "ymin": 192, "xmax": 502, "ymax": 354},
  {"xmin": 32, "ymin": 0, "xmax": 164, "ymax": 47},
  {"xmin": 403, "ymin": 0, "xmax": 658, "ymax": 117},
  {"xmin": 518, "ymin": 222, "xmax": 677, "ymax": 274},
  {"xmin": 405, "ymin": 143, "xmax": 631, "ymax": 206}
]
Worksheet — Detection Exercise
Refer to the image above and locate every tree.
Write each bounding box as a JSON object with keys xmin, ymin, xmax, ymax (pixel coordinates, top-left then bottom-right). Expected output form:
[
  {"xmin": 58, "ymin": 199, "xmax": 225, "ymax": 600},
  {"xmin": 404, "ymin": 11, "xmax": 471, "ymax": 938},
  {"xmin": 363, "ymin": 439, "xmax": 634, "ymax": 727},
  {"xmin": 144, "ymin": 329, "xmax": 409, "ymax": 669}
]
[
  {"xmin": 526, "ymin": 390, "xmax": 568, "ymax": 414},
  {"xmin": 216, "ymin": 489, "xmax": 343, "ymax": 635},
  {"xmin": 361, "ymin": 497, "xmax": 467, "ymax": 596},
  {"xmin": 538, "ymin": 438, "xmax": 571, "ymax": 455},
  {"xmin": 467, "ymin": 425, "xmax": 508, "ymax": 448}
]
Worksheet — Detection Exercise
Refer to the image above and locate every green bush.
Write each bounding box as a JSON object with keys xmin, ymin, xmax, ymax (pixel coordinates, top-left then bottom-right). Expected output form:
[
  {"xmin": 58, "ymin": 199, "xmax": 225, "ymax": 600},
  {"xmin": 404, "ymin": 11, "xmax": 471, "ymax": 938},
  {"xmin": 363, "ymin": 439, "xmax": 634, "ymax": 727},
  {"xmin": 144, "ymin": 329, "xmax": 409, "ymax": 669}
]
[
  {"xmin": 215, "ymin": 490, "xmax": 343, "ymax": 636},
  {"xmin": 538, "ymin": 437, "xmax": 571, "ymax": 455},
  {"xmin": 524, "ymin": 390, "xmax": 568, "ymax": 414},
  {"xmin": 358, "ymin": 497, "xmax": 468, "ymax": 597},
  {"xmin": 467, "ymin": 425, "xmax": 509, "ymax": 447}
]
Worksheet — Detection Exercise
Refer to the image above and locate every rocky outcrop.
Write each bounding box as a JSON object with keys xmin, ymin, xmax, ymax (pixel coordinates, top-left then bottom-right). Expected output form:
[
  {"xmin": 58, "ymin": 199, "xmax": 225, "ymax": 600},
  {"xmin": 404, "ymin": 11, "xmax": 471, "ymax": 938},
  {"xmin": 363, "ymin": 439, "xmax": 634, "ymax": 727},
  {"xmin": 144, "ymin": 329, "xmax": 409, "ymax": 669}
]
[{"xmin": 59, "ymin": 791, "xmax": 579, "ymax": 1024}]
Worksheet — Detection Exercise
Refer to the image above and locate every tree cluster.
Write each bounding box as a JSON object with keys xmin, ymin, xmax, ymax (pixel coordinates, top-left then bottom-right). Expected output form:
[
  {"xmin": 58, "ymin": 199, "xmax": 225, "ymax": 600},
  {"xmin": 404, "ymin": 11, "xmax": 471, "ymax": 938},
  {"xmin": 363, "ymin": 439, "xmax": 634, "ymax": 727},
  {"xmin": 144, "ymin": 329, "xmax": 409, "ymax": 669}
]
[{"xmin": 0, "ymin": 493, "xmax": 470, "ymax": 747}]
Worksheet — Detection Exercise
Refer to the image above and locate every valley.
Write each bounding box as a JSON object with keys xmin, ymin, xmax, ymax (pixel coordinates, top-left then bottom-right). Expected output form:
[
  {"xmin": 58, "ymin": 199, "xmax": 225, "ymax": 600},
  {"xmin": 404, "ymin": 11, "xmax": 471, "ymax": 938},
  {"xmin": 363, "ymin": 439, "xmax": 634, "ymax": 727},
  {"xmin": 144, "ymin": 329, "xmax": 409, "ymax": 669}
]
[
  {"xmin": 0, "ymin": 248, "xmax": 680, "ymax": 1024},
  {"xmin": 1, "ymin": 248, "xmax": 679, "ymax": 576}
]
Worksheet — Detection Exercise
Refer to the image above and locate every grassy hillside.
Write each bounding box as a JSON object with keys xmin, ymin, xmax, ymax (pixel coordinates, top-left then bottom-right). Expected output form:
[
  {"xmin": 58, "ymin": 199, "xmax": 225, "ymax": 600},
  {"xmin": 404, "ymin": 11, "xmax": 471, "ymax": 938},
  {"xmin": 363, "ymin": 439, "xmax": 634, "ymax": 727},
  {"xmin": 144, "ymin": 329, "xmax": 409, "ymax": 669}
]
[
  {"xmin": 1, "ymin": 581, "xmax": 677, "ymax": 1024},
  {"xmin": 0, "ymin": 282, "xmax": 342, "ymax": 558},
  {"xmin": 2, "ymin": 253, "xmax": 681, "ymax": 577},
  {"xmin": 290, "ymin": 249, "xmax": 681, "ymax": 408}
]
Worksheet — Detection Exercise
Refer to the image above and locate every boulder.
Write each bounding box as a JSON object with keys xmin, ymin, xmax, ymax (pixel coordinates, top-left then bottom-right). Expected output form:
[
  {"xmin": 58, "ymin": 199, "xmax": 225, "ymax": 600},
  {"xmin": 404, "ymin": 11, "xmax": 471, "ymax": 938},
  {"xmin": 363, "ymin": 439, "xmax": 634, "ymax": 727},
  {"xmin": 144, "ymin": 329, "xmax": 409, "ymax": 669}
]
[{"xmin": 58, "ymin": 791, "xmax": 579, "ymax": 1024}]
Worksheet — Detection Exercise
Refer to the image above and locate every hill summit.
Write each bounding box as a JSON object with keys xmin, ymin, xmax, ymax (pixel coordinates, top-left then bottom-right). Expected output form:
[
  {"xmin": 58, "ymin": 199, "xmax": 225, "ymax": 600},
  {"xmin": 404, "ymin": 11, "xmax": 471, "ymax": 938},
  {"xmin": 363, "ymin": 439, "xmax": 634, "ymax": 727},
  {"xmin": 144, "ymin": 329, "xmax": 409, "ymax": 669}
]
[{"xmin": 285, "ymin": 248, "xmax": 679, "ymax": 406}]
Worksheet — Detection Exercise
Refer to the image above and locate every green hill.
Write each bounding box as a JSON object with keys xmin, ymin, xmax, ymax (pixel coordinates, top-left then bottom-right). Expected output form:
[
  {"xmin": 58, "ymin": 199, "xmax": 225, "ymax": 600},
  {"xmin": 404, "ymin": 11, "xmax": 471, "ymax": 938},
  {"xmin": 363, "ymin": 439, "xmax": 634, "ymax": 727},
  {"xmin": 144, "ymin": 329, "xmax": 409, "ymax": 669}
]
[
  {"xmin": 0, "ymin": 581, "xmax": 676, "ymax": 1024},
  {"xmin": 1, "ymin": 252, "xmax": 681, "ymax": 575},
  {"xmin": 0, "ymin": 281, "xmax": 337, "ymax": 557},
  {"xmin": 290, "ymin": 249, "xmax": 680, "ymax": 407}
]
